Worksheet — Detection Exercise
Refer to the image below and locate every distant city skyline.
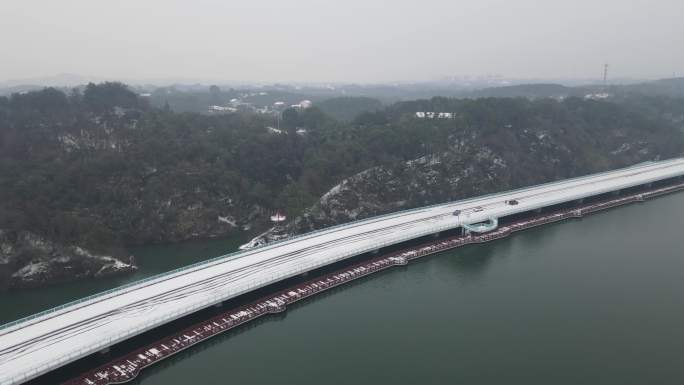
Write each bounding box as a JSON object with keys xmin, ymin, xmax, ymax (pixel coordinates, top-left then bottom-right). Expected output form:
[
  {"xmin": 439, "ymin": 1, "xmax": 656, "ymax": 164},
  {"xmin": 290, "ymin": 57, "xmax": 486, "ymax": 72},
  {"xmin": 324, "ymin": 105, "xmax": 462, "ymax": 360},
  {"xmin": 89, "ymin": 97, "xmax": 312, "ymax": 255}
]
[{"xmin": 1, "ymin": 0, "xmax": 683, "ymax": 84}]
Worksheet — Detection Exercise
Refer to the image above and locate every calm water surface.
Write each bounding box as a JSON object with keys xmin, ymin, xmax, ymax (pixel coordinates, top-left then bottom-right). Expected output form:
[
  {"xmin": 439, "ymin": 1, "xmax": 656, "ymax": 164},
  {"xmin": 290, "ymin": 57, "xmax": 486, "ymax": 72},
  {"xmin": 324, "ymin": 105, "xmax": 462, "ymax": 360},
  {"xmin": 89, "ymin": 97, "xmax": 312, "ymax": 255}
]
[{"xmin": 3, "ymin": 193, "xmax": 684, "ymax": 384}]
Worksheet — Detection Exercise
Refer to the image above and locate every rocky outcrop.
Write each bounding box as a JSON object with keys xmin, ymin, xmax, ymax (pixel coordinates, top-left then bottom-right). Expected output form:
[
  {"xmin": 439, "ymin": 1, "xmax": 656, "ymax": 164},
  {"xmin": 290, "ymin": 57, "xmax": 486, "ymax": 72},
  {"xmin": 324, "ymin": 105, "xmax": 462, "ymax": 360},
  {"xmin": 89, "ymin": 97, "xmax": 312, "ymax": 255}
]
[
  {"xmin": 0, "ymin": 230, "xmax": 136, "ymax": 289},
  {"xmin": 238, "ymin": 225, "xmax": 291, "ymax": 250}
]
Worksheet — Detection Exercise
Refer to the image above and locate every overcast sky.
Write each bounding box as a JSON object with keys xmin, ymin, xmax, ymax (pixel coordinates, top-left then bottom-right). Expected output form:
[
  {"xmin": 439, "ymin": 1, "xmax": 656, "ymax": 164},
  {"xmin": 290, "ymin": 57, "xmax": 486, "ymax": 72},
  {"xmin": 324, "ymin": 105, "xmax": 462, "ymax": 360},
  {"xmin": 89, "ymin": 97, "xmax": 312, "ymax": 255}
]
[{"xmin": 2, "ymin": 0, "xmax": 683, "ymax": 83}]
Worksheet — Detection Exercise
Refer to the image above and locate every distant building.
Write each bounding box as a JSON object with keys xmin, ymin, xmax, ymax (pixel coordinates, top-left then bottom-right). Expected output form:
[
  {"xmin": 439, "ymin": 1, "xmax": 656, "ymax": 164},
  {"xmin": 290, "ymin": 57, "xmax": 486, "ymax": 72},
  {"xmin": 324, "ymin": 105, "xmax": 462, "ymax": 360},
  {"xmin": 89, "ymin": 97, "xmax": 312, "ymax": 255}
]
[
  {"xmin": 584, "ymin": 93, "xmax": 612, "ymax": 100},
  {"xmin": 208, "ymin": 105, "xmax": 237, "ymax": 114},
  {"xmin": 256, "ymin": 106, "xmax": 274, "ymax": 114},
  {"xmin": 291, "ymin": 100, "xmax": 313, "ymax": 110},
  {"xmin": 415, "ymin": 111, "xmax": 455, "ymax": 119}
]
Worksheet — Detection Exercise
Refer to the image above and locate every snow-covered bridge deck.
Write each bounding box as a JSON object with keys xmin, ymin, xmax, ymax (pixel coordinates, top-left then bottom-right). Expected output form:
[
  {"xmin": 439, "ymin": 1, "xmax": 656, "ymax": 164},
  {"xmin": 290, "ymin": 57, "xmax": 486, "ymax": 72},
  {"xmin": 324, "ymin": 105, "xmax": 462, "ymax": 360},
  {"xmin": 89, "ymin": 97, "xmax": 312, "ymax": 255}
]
[{"xmin": 2, "ymin": 158, "xmax": 684, "ymax": 385}]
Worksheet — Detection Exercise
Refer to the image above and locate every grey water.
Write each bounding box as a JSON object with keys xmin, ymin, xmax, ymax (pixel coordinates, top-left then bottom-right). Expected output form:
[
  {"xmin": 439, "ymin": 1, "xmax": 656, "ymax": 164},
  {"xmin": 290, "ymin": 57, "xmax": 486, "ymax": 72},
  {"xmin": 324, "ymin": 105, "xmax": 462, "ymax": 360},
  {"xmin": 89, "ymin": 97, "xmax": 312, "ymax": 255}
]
[{"xmin": 3, "ymin": 193, "xmax": 684, "ymax": 384}]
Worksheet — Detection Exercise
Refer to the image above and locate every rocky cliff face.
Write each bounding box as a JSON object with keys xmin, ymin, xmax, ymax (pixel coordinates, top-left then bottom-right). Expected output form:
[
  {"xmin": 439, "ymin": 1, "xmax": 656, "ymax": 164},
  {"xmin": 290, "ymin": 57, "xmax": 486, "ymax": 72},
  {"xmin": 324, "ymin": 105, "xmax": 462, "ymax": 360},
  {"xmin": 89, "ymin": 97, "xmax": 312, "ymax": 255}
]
[
  {"xmin": 0, "ymin": 230, "xmax": 136, "ymax": 289},
  {"xmin": 294, "ymin": 151, "xmax": 505, "ymax": 232}
]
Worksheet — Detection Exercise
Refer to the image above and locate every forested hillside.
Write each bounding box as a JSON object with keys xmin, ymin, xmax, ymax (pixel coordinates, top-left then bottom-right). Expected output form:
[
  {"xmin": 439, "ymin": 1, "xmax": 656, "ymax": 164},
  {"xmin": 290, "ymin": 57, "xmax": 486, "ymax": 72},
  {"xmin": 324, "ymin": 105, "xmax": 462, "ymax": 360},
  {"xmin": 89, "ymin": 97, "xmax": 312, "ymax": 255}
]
[{"xmin": 1, "ymin": 82, "xmax": 683, "ymax": 286}]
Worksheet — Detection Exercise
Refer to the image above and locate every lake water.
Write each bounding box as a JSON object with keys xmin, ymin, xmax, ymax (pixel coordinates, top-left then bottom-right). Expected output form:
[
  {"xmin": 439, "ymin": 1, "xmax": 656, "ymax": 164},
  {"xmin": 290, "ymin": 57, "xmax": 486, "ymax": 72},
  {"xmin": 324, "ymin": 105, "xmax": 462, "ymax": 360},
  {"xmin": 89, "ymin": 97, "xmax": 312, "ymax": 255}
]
[{"xmin": 3, "ymin": 193, "xmax": 684, "ymax": 385}]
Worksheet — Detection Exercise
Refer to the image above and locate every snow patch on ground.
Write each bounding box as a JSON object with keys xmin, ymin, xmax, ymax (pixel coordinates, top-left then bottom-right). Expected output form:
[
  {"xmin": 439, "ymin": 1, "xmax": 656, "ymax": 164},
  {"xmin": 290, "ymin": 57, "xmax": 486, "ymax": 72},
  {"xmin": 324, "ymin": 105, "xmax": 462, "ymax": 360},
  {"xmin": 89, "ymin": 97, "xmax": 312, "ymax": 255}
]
[
  {"xmin": 217, "ymin": 216, "xmax": 237, "ymax": 227},
  {"xmin": 12, "ymin": 262, "xmax": 49, "ymax": 279},
  {"xmin": 612, "ymin": 143, "xmax": 632, "ymax": 155}
]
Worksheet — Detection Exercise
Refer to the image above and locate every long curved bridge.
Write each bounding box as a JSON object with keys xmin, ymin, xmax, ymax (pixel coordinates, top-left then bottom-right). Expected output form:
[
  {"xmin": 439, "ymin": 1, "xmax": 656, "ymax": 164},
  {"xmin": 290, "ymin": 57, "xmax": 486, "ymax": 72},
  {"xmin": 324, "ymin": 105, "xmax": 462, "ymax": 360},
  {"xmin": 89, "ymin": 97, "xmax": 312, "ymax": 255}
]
[{"xmin": 2, "ymin": 158, "xmax": 684, "ymax": 385}]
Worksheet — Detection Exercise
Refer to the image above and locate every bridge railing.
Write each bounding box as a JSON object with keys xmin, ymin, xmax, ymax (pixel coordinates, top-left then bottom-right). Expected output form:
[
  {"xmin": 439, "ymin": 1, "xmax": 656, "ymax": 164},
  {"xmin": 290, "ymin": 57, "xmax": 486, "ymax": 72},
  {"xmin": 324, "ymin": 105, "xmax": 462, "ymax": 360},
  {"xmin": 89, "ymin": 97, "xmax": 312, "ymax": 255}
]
[{"xmin": 0, "ymin": 160, "xmax": 677, "ymax": 333}]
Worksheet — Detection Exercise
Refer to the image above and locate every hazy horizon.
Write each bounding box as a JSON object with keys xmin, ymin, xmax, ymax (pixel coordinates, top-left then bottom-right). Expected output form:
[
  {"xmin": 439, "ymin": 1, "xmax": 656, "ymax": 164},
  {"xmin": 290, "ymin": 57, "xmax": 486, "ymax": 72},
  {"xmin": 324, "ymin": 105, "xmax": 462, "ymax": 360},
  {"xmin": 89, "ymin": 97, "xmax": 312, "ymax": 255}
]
[{"xmin": 2, "ymin": 0, "xmax": 684, "ymax": 84}]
